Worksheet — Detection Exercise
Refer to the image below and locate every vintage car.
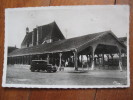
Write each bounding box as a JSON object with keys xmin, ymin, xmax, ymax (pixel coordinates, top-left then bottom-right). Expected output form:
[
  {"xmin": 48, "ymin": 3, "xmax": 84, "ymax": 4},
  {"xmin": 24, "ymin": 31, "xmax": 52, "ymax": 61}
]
[{"xmin": 30, "ymin": 60, "xmax": 57, "ymax": 72}]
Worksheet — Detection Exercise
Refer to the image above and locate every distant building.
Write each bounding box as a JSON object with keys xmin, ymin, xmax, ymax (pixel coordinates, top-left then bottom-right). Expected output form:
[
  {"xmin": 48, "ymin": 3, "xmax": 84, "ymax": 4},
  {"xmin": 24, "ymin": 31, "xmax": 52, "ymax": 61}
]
[
  {"xmin": 8, "ymin": 46, "xmax": 18, "ymax": 54},
  {"xmin": 21, "ymin": 21, "xmax": 65, "ymax": 48},
  {"xmin": 118, "ymin": 37, "xmax": 127, "ymax": 46}
]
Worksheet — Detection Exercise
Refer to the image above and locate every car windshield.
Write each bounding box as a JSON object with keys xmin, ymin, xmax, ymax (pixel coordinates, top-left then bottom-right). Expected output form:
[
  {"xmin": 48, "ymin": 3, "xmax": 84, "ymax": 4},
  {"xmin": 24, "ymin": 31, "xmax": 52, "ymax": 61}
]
[
  {"xmin": 35, "ymin": 61, "xmax": 44, "ymax": 63},
  {"xmin": 32, "ymin": 60, "xmax": 47, "ymax": 64}
]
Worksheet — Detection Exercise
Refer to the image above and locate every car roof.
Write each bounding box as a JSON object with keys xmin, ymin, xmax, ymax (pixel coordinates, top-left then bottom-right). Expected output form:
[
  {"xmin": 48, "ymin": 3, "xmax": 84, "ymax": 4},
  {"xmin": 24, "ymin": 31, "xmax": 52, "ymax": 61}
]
[{"xmin": 32, "ymin": 60, "xmax": 47, "ymax": 62}]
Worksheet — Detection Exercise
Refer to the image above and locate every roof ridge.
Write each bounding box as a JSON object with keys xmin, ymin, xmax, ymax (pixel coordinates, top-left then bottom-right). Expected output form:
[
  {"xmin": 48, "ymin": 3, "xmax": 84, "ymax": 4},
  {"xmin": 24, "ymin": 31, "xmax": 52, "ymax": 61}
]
[
  {"xmin": 108, "ymin": 31, "xmax": 126, "ymax": 48},
  {"xmin": 62, "ymin": 30, "xmax": 111, "ymax": 41},
  {"xmin": 37, "ymin": 21, "xmax": 55, "ymax": 28},
  {"xmin": 76, "ymin": 31, "xmax": 108, "ymax": 51}
]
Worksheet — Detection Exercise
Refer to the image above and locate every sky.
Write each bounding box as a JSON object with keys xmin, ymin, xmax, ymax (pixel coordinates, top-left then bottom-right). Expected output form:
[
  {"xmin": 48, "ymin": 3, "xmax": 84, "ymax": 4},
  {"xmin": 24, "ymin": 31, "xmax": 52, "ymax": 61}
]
[{"xmin": 5, "ymin": 5, "xmax": 129, "ymax": 48}]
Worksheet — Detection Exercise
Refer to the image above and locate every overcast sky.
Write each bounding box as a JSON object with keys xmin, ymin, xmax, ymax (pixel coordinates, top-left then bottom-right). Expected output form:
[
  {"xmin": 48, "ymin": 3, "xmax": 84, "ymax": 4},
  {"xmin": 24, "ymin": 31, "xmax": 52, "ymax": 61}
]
[{"xmin": 5, "ymin": 5, "xmax": 129, "ymax": 48}]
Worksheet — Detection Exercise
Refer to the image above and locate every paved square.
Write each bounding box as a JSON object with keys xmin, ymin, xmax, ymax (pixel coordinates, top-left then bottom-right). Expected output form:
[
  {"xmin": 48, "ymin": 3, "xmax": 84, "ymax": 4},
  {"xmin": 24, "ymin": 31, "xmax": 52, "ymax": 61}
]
[{"xmin": 6, "ymin": 65, "xmax": 127, "ymax": 86}]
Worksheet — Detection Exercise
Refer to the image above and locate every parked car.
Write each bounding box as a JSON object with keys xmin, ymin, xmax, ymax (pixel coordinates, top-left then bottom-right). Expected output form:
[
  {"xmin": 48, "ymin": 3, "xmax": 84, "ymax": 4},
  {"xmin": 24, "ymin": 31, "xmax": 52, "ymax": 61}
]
[{"xmin": 30, "ymin": 60, "xmax": 57, "ymax": 72}]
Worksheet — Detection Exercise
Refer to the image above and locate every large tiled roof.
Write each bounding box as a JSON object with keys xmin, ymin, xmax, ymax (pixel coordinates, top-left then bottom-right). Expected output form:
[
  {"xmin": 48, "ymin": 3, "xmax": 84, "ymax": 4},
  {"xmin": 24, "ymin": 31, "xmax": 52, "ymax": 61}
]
[
  {"xmin": 8, "ymin": 31, "xmax": 125, "ymax": 57},
  {"xmin": 21, "ymin": 21, "xmax": 65, "ymax": 46}
]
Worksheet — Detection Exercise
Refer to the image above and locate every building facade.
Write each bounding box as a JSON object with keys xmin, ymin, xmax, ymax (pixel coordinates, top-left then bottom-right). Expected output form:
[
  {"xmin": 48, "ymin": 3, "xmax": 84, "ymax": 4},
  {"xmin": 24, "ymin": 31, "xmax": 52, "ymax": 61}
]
[{"xmin": 21, "ymin": 21, "xmax": 65, "ymax": 48}]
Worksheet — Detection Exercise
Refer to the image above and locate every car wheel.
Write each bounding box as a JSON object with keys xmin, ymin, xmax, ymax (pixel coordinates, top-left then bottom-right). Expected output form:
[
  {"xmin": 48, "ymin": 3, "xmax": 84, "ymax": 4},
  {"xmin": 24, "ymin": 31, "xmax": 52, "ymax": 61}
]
[
  {"xmin": 37, "ymin": 69, "xmax": 40, "ymax": 72},
  {"xmin": 53, "ymin": 70, "xmax": 57, "ymax": 72},
  {"xmin": 31, "ymin": 69, "xmax": 35, "ymax": 72},
  {"xmin": 47, "ymin": 70, "xmax": 51, "ymax": 73}
]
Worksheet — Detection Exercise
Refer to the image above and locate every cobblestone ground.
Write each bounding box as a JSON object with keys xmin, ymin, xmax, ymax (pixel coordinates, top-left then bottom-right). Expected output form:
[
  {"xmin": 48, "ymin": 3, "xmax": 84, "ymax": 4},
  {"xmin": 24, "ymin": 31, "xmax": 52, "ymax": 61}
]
[{"xmin": 5, "ymin": 65, "xmax": 127, "ymax": 86}]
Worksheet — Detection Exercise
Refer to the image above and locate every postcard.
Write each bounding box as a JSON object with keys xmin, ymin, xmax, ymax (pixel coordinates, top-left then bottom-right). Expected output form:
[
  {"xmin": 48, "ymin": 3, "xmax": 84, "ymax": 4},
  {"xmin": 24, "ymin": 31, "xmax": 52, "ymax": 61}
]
[{"xmin": 2, "ymin": 5, "xmax": 130, "ymax": 88}]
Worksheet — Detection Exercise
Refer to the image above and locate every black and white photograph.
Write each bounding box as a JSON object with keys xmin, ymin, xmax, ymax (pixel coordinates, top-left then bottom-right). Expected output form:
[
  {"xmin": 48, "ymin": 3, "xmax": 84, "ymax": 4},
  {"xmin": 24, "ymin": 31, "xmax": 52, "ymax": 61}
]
[{"xmin": 2, "ymin": 5, "xmax": 130, "ymax": 88}]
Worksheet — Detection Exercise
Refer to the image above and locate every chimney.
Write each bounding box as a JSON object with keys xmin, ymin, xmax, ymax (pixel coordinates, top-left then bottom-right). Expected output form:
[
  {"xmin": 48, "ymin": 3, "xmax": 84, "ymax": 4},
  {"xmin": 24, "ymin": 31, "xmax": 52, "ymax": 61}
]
[
  {"xmin": 32, "ymin": 31, "xmax": 34, "ymax": 46},
  {"xmin": 36, "ymin": 25, "xmax": 39, "ymax": 45},
  {"xmin": 26, "ymin": 27, "xmax": 29, "ymax": 34}
]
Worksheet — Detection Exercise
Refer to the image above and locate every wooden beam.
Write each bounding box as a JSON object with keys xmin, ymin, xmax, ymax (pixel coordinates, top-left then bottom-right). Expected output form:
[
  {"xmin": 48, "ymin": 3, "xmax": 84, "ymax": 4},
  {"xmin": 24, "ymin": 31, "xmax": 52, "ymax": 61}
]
[
  {"xmin": 91, "ymin": 51, "xmax": 95, "ymax": 70},
  {"xmin": 74, "ymin": 51, "xmax": 78, "ymax": 71},
  {"xmin": 110, "ymin": 54, "xmax": 114, "ymax": 60},
  {"xmin": 81, "ymin": 55, "xmax": 83, "ymax": 67},
  {"xmin": 119, "ymin": 49, "xmax": 123, "ymax": 72},
  {"xmin": 91, "ymin": 45, "xmax": 97, "ymax": 70},
  {"xmin": 102, "ymin": 53, "xmax": 104, "ymax": 67},
  {"xmin": 47, "ymin": 54, "xmax": 50, "ymax": 64},
  {"xmin": 86, "ymin": 55, "xmax": 89, "ymax": 69},
  {"xmin": 59, "ymin": 53, "xmax": 62, "ymax": 71}
]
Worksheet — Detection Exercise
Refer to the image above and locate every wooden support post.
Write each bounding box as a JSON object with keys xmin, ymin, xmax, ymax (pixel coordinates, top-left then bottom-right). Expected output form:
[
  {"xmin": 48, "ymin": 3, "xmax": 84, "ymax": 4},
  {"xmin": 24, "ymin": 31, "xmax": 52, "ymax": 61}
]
[
  {"xmin": 91, "ymin": 51, "xmax": 95, "ymax": 70},
  {"xmin": 59, "ymin": 53, "xmax": 62, "ymax": 71},
  {"xmin": 29, "ymin": 55, "xmax": 31, "ymax": 65},
  {"xmin": 16, "ymin": 57, "xmax": 18, "ymax": 64},
  {"xmin": 26, "ymin": 56, "xmax": 28, "ymax": 64},
  {"xmin": 110, "ymin": 54, "xmax": 114, "ymax": 60},
  {"xmin": 86, "ymin": 55, "xmax": 89, "ymax": 69},
  {"xmin": 9, "ymin": 57, "xmax": 11, "ymax": 64},
  {"xmin": 10, "ymin": 57, "xmax": 12, "ymax": 64},
  {"xmin": 21, "ymin": 56, "xmax": 23, "ymax": 64},
  {"xmin": 47, "ymin": 54, "xmax": 50, "ymax": 64},
  {"xmin": 102, "ymin": 53, "xmax": 104, "ymax": 67},
  {"xmin": 11, "ymin": 57, "xmax": 13, "ymax": 64},
  {"xmin": 25, "ymin": 56, "xmax": 27, "ymax": 64},
  {"xmin": 89, "ymin": 55, "xmax": 91, "ymax": 67},
  {"xmin": 12, "ymin": 57, "xmax": 15, "ymax": 65},
  {"xmin": 77, "ymin": 55, "xmax": 80, "ymax": 67},
  {"xmin": 81, "ymin": 55, "xmax": 84, "ymax": 70},
  {"xmin": 15, "ymin": 57, "xmax": 16, "ymax": 64},
  {"xmin": 97, "ymin": 54, "xmax": 100, "ymax": 69},
  {"xmin": 36, "ymin": 26, "xmax": 39, "ymax": 45},
  {"xmin": 36, "ymin": 55, "xmax": 40, "ymax": 60},
  {"xmin": 22, "ymin": 56, "xmax": 24, "ymax": 64},
  {"xmin": 12, "ymin": 57, "xmax": 13, "ymax": 64},
  {"xmin": 97, "ymin": 54, "xmax": 99, "ymax": 64},
  {"xmin": 25, "ymin": 56, "xmax": 26, "ymax": 64},
  {"xmin": 21, "ymin": 56, "xmax": 22, "ymax": 64},
  {"xmin": 18, "ymin": 57, "xmax": 19, "ymax": 64},
  {"xmin": 24, "ymin": 56, "xmax": 27, "ymax": 64},
  {"xmin": 106, "ymin": 54, "xmax": 109, "ymax": 62},
  {"xmin": 15, "ymin": 57, "xmax": 17, "ymax": 64},
  {"xmin": 27, "ymin": 56, "xmax": 29, "ymax": 64},
  {"xmin": 19, "ymin": 56, "xmax": 20, "ymax": 64},
  {"xmin": 17, "ymin": 57, "xmax": 19, "ymax": 64},
  {"xmin": 17, "ymin": 56, "xmax": 19, "ymax": 64},
  {"xmin": 10, "ymin": 57, "xmax": 11, "ymax": 64},
  {"xmin": 19, "ymin": 57, "xmax": 20, "ymax": 64},
  {"xmin": 23, "ymin": 56, "xmax": 24, "ymax": 64},
  {"xmin": 7, "ymin": 57, "xmax": 9, "ymax": 64},
  {"xmin": 12, "ymin": 57, "xmax": 14, "ymax": 64},
  {"xmin": 91, "ymin": 46, "xmax": 97, "ymax": 70},
  {"xmin": 14, "ymin": 57, "xmax": 15, "ymax": 64},
  {"xmin": 74, "ymin": 51, "xmax": 78, "ymax": 71},
  {"xmin": 72, "ymin": 55, "xmax": 74, "ymax": 63},
  {"xmin": 106, "ymin": 54, "xmax": 110, "ymax": 69},
  {"xmin": 119, "ymin": 50, "xmax": 123, "ymax": 72},
  {"xmin": 18, "ymin": 57, "xmax": 20, "ymax": 64}
]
